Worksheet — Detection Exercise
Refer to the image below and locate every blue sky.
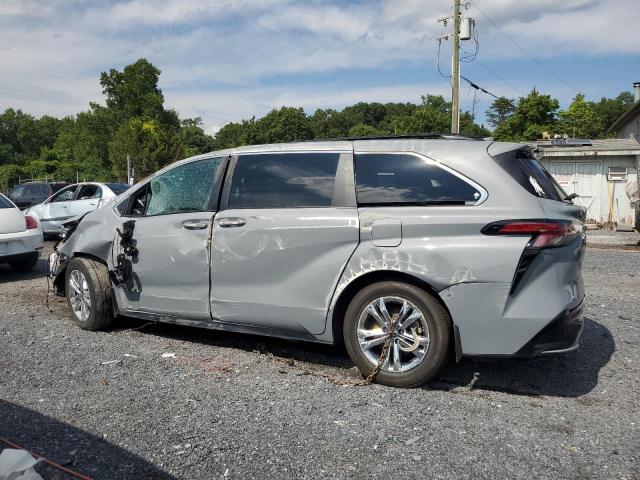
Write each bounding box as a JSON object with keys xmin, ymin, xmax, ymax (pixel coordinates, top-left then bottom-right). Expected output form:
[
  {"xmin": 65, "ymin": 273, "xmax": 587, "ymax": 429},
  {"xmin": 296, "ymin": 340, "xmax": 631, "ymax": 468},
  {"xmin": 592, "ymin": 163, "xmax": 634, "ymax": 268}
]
[{"xmin": 0, "ymin": 0, "xmax": 638, "ymax": 134}]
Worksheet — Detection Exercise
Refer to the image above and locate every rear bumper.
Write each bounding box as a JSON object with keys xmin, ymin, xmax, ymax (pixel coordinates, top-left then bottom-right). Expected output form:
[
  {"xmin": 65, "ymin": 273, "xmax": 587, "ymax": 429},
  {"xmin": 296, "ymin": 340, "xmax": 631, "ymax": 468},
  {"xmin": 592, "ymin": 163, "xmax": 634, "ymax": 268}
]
[
  {"xmin": 516, "ymin": 297, "xmax": 584, "ymax": 356},
  {"xmin": 0, "ymin": 251, "xmax": 39, "ymax": 265},
  {"xmin": 0, "ymin": 228, "xmax": 43, "ymax": 263}
]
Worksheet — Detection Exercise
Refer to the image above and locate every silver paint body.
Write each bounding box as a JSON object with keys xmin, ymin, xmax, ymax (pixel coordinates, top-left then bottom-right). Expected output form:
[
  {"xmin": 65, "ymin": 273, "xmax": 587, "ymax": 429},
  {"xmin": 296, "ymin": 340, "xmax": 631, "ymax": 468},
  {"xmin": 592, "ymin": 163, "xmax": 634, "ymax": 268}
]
[{"xmin": 55, "ymin": 139, "xmax": 585, "ymax": 355}]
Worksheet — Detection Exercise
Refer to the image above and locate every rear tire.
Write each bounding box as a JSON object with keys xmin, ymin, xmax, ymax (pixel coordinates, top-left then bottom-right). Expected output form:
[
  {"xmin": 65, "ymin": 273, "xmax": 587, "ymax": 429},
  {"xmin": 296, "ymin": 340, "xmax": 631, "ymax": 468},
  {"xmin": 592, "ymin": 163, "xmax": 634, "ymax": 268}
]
[
  {"xmin": 343, "ymin": 281, "xmax": 450, "ymax": 388},
  {"xmin": 9, "ymin": 253, "xmax": 39, "ymax": 272},
  {"xmin": 65, "ymin": 257, "xmax": 114, "ymax": 331}
]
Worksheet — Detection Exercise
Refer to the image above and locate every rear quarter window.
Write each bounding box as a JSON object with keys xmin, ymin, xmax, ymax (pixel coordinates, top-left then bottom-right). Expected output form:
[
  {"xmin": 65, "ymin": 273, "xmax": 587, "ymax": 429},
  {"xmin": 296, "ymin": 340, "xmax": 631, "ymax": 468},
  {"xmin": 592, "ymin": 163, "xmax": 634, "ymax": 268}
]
[{"xmin": 354, "ymin": 153, "xmax": 483, "ymax": 205}]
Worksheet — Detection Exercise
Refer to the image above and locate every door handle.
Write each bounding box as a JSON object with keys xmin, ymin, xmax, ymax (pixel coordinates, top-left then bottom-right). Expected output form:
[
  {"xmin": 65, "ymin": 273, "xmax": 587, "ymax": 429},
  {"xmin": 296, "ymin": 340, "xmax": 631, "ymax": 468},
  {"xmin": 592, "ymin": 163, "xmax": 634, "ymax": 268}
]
[
  {"xmin": 216, "ymin": 217, "xmax": 246, "ymax": 228},
  {"xmin": 181, "ymin": 219, "xmax": 210, "ymax": 230}
]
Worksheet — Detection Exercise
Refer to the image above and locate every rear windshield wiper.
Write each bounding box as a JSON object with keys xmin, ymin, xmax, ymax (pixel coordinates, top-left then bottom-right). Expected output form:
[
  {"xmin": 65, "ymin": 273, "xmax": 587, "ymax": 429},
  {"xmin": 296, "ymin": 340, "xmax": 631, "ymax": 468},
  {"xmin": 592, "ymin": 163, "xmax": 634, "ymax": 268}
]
[{"xmin": 564, "ymin": 193, "xmax": 579, "ymax": 201}]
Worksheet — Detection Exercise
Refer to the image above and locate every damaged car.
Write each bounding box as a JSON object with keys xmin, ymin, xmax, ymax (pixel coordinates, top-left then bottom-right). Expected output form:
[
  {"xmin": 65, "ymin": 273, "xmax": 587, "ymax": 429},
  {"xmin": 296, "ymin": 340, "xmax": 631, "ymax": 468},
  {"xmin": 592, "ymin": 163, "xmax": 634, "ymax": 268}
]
[
  {"xmin": 49, "ymin": 136, "xmax": 586, "ymax": 387},
  {"xmin": 25, "ymin": 182, "xmax": 130, "ymax": 237}
]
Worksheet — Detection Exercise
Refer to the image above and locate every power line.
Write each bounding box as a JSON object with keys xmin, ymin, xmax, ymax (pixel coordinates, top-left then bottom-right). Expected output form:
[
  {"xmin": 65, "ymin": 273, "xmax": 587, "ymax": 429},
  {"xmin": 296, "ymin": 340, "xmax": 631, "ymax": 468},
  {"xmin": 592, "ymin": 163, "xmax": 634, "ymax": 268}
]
[
  {"xmin": 468, "ymin": 0, "xmax": 579, "ymax": 93},
  {"xmin": 436, "ymin": 38, "xmax": 452, "ymax": 80},
  {"xmin": 461, "ymin": 75, "xmax": 500, "ymax": 99}
]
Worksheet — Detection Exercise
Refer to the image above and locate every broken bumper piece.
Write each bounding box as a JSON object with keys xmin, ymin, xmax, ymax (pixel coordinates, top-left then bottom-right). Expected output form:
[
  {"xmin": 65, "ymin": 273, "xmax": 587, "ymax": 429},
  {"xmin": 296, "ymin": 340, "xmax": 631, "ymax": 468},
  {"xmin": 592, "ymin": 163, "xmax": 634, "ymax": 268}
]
[
  {"xmin": 516, "ymin": 298, "xmax": 585, "ymax": 356},
  {"xmin": 48, "ymin": 251, "xmax": 69, "ymax": 295}
]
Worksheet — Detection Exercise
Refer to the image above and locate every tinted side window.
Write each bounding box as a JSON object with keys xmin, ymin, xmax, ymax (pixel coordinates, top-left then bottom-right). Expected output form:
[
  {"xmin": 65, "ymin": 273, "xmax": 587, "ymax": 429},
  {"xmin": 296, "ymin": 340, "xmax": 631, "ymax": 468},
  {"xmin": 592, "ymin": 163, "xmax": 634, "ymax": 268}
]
[
  {"xmin": 229, "ymin": 153, "xmax": 340, "ymax": 209},
  {"xmin": 143, "ymin": 158, "xmax": 221, "ymax": 216},
  {"xmin": 355, "ymin": 153, "xmax": 482, "ymax": 205},
  {"xmin": 24, "ymin": 185, "xmax": 39, "ymax": 196},
  {"xmin": 37, "ymin": 184, "xmax": 51, "ymax": 195},
  {"xmin": 492, "ymin": 150, "xmax": 565, "ymax": 201}
]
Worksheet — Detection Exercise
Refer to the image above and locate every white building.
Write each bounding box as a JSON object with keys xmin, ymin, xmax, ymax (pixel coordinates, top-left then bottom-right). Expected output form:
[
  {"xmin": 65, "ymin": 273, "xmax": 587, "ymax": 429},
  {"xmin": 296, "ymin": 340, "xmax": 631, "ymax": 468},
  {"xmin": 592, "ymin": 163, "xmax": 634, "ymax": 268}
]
[{"xmin": 533, "ymin": 138, "xmax": 640, "ymax": 226}]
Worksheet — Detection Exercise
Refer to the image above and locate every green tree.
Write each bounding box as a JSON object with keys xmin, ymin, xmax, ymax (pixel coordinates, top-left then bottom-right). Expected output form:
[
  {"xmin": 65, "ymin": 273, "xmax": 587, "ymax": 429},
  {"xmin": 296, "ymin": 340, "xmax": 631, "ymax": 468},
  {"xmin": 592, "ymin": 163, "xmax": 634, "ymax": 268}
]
[
  {"xmin": 254, "ymin": 107, "xmax": 313, "ymax": 144},
  {"xmin": 593, "ymin": 91, "xmax": 635, "ymax": 132},
  {"xmin": 494, "ymin": 88, "xmax": 559, "ymax": 141},
  {"xmin": 348, "ymin": 124, "xmax": 380, "ymax": 137},
  {"xmin": 181, "ymin": 118, "xmax": 215, "ymax": 157},
  {"xmin": 109, "ymin": 118, "xmax": 183, "ymax": 180},
  {"xmin": 558, "ymin": 94, "xmax": 603, "ymax": 138},
  {"xmin": 405, "ymin": 95, "xmax": 450, "ymax": 134},
  {"xmin": 99, "ymin": 58, "xmax": 165, "ymax": 124},
  {"xmin": 485, "ymin": 97, "xmax": 516, "ymax": 129}
]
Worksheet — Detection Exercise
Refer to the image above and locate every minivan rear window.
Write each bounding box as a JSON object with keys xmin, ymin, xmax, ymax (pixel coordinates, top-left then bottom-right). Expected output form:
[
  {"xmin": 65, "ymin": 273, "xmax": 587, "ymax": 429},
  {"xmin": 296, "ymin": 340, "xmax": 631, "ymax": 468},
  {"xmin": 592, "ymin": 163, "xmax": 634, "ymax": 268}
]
[
  {"xmin": 492, "ymin": 149, "xmax": 568, "ymax": 201},
  {"xmin": 355, "ymin": 153, "xmax": 482, "ymax": 205}
]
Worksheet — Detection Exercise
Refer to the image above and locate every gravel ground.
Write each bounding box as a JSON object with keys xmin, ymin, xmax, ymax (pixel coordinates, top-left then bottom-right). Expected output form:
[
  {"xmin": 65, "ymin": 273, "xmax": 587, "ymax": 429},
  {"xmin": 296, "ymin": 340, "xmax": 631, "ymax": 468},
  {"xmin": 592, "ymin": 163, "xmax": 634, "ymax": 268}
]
[
  {"xmin": 587, "ymin": 229, "xmax": 639, "ymax": 248},
  {"xmin": 1, "ymin": 241, "xmax": 639, "ymax": 479}
]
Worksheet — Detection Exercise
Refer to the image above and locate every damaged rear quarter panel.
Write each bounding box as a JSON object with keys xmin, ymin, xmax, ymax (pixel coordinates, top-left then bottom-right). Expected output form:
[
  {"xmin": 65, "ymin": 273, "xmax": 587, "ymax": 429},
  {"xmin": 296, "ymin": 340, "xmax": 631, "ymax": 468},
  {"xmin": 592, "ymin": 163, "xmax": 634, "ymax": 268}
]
[
  {"xmin": 329, "ymin": 206, "xmax": 532, "ymax": 348},
  {"xmin": 334, "ymin": 206, "xmax": 529, "ymax": 293}
]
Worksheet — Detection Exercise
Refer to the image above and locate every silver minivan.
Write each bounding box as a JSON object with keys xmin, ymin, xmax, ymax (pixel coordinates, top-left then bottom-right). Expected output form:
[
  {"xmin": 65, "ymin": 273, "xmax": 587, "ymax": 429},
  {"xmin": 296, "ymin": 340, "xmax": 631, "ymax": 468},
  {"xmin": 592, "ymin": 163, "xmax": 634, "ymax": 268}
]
[{"xmin": 49, "ymin": 136, "xmax": 586, "ymax": 387}]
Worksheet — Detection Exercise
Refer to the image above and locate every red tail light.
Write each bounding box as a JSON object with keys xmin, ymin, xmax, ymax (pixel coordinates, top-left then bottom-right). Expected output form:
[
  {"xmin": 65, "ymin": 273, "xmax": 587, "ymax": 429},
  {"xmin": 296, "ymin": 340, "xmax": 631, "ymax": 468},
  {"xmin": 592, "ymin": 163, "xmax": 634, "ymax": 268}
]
[
  {"xmin": 481, "ymin": 220, "xmax": 582, "ymax": 249},
  {"xmin": 25, "ymin": 215, "xmax": 38, "ymax": 230}
]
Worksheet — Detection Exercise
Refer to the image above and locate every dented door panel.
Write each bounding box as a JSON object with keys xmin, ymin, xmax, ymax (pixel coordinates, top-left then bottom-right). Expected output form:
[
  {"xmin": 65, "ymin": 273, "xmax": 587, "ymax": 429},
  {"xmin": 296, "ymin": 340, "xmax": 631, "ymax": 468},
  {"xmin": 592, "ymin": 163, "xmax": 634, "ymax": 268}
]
[
  {"xmin": 210, "ymin": 208, "xmax": 359, "ymax": 335},
  {"xmin": 115, "ymin": 213, "xmax": 213, "ymax": 319}
]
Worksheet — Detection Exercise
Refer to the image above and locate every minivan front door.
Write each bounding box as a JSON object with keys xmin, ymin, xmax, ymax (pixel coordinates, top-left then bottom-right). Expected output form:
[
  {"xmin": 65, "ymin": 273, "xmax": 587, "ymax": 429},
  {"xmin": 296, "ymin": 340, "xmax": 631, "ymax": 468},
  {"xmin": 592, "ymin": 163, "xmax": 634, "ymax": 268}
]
[
  {"xmin": 210, "ymin": 151, "xmax": 359, "ymax": 336},
  {"xmin": 113, "ymin": 157, "xmax": 225, "ymax": 320}
]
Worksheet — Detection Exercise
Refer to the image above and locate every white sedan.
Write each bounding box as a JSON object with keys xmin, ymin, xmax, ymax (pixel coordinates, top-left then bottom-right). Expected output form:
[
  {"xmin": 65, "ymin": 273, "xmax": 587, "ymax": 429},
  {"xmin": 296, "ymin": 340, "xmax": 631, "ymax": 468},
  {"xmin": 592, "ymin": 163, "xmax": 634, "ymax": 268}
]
[
  {"xmin": 0, "ymin": 192, "xmax": 43, "ymax": 271},
  {"xmin": 25, "ymin": 182, "xmax": 129, "ymax": 236}
]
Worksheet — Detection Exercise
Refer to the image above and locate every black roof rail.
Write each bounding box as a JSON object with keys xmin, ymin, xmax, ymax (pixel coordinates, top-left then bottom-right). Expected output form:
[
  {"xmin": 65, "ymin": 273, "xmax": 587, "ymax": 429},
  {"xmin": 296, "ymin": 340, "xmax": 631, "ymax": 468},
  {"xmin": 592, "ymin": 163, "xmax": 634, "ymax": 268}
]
[{"xmin": 308, "ymin": 133, "xmax": 485, "ymax": 142}]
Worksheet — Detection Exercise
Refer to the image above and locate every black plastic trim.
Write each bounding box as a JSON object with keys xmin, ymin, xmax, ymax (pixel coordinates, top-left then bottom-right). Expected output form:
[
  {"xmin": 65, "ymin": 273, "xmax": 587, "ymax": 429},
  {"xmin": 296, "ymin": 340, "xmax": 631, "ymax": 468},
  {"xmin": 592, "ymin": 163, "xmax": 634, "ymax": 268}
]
[{"xmin": 515, "ymin": 299, "xmax": 584, "ymax": 356}]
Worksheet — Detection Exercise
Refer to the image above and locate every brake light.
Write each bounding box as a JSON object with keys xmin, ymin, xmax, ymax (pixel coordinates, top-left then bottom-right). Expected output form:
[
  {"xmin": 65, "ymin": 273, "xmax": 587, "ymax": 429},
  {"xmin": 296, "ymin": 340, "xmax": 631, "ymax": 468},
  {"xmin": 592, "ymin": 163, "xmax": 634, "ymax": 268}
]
[
  {"xmin": 483, "ymin": 219, "xmax": 583, "ymax": 296},
  {"xmin": 481, "ymin": 220, "xmax": 581, "ymax": 249},
  {"xmin": 25, "ymin": 215, "xmax": 38, "ymax": 230}
]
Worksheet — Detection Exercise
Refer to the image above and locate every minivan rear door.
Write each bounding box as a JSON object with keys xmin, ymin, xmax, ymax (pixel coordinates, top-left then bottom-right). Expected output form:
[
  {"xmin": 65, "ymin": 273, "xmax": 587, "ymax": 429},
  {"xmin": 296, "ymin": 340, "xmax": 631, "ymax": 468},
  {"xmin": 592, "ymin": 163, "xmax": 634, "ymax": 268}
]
[{"xmin": 210, "ymin": 148, "xmax": 358, "ymax": 336}]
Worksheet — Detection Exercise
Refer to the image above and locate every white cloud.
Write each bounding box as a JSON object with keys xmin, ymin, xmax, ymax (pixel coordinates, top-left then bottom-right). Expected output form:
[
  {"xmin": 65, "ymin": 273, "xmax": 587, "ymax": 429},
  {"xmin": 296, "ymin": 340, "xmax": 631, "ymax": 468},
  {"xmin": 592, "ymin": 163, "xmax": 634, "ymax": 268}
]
[{"xmin": 0, "ymin": 0, "xmax": 638, "ymax": 131}]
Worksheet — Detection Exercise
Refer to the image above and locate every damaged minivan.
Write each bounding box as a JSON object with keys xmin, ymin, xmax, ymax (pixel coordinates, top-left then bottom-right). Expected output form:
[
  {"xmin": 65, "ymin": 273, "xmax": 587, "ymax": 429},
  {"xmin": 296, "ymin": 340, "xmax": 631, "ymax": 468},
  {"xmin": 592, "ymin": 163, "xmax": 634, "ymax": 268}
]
[{"xmin": 49, "ymin": 136, "xmax": 586, "ymax": 387}]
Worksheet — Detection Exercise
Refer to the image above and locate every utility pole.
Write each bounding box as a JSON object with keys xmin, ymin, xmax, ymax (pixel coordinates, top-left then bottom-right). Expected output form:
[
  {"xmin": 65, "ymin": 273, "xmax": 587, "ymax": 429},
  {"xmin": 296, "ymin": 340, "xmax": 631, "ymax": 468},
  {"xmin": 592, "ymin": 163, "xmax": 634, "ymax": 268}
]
[
  {"xmin": 451, "ymin": 0, "xmax": 461, "ymax": 134},
  {"xmin": 438, "ymin": 1, "xmax": 472, "ymax": 134}
]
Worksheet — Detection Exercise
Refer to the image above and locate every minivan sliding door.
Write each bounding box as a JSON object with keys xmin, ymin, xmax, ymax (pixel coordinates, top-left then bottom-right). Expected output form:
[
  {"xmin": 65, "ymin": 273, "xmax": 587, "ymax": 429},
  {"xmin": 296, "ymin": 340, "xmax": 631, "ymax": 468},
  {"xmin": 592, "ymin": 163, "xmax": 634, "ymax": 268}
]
[{"xmin": 210, "ymin": 150, "xmax": 359, "ymax": 336}]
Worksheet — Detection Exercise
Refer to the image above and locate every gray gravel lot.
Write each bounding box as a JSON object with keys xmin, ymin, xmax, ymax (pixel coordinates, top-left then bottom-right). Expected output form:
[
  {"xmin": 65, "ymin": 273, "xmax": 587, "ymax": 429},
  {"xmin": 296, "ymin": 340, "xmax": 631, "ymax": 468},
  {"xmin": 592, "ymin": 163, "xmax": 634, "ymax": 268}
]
[{"xmin": 1, "ymin": 239, "xmax": 639, "ymax": 479}]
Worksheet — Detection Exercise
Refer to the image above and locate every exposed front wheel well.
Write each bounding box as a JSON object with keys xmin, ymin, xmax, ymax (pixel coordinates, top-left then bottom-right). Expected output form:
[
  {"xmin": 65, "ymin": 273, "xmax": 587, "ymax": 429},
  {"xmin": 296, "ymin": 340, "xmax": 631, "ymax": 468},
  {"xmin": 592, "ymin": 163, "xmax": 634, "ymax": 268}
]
[
  {"xmin": 53, "ymin": 252, "xmax": 109, "ymax": 295},
  {"xmin": 330, "ymin": 271, "xmax": 453, "ymax": 346}
]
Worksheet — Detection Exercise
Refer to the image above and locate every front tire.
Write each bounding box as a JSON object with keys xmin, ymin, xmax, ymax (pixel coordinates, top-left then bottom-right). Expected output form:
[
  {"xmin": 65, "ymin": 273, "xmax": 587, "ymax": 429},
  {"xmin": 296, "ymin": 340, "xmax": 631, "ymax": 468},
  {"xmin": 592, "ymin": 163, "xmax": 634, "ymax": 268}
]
[
  {"xmin": 65, "ymin": 257, "xmax": 114, "ymax": 331},
  {"xmin": 343, "ymin": 281, "xmax": 450, "ymax": 388}
]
